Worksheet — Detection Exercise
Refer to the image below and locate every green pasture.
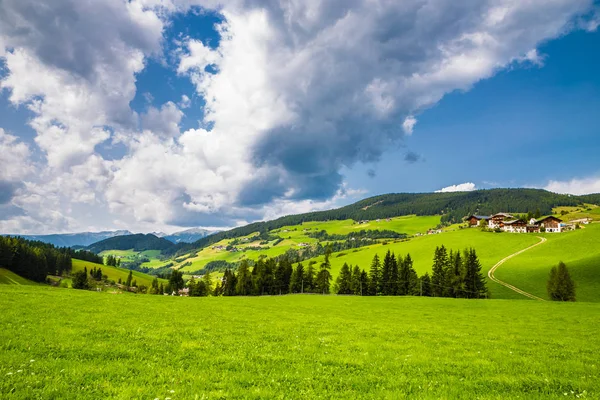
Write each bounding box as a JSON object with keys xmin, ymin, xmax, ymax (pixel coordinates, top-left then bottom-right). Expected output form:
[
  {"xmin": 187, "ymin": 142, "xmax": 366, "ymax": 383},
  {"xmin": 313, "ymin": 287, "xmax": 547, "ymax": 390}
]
[
  {"xmin": 0, "ymin": 268, "xmax": 39, "ymax": 286},
  {"xmin": 494, "ymin": 223, "xmax": 600, "ymax": 302},
  {"xmin": 1, "ymin": 285, "xmax": 599, "ymax": 399},
  {"xmin": 71, "ymin": 259, "xmax": 166, "ymax": 288}
]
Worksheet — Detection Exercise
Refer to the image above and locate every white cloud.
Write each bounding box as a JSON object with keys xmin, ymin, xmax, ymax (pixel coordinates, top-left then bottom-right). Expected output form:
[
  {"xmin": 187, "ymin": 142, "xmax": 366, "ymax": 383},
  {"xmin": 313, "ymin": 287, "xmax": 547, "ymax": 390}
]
[
  {"xmin": 402, "ymin": 116, "xmax": 417, "ymax": 135},
  {"xmin": 545, "ymin": 176, "xmax": 600, "ymax": 195},
  {"xmin": 0, "ymin": 128, "xmax": 33, "ymax": 181},
  {"xmin": 179, "ymin": 94, "xmax": 191, "ymax": 109},
  {"xmin": 0, "ymin": 0, "xmax": 598, "ymax": 233},
  {"xmin": 436, "ymin": 182, "xmax": 477, "ymax": 193}
]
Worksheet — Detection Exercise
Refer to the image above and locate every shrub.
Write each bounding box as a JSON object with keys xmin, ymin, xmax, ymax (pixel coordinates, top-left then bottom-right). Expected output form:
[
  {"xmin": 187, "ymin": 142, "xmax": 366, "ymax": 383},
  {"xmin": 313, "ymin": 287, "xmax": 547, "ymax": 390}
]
[{"xmin": 547, "ymin": 262, "xmax": 576, "ymax": 302}]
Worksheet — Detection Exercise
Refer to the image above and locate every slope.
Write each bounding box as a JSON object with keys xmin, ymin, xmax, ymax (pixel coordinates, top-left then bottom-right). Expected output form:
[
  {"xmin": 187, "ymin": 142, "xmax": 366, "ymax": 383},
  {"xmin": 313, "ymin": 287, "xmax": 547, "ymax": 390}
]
[
  {"xmin": 71, "ymin": 259, "xmax": 166, "ymax": 287},
  {"xmin": 0, "ymin": 268, "xmax": 39, "ymax": 285},
  {"xmin": 493, "ymin": 223, "xmax": 600, "ymax": 302}
]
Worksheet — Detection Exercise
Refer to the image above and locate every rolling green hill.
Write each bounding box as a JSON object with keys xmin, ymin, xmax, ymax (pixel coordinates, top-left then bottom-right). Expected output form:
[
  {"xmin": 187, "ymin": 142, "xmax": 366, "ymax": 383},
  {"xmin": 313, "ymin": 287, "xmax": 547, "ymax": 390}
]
[
  {"xmin": 165, "ymin": 188, "xmax": 599, "ymax": 257},
  {"xmin": 0, "ymin": 268, "xmax": 39, "ymax": 285},
  {"xmin": 71, "ymin": 259, "xmax": 166, "ymax": 288},
  {"xmin": 1, "ymin": 285, "xmax": 599, "ymax": 398},
  {"xmin": 493, "ymin": 223, "xmax": 600, "ymax": 302}
]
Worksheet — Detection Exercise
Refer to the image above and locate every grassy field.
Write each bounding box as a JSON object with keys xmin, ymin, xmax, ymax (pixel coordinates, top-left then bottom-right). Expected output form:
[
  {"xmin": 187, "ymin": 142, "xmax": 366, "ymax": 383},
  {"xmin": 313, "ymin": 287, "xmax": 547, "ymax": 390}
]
[
  {"xmin": 71, "ymin": 259, "xmax": 166, "ymax": 288},
  {"xmin": 0, "ymin": 285, "xmax": 598, "ymax": 399},
  {"xmin": 176, "ymin": 215, "xmax": 443, "ymax": 273},
  {"xmin": 494, "ymin": 223, "xmax": 600, "ymax": 302},
  {"xmin": 0, "ymin": 268, "xmax": 39, "ymax": 286}
]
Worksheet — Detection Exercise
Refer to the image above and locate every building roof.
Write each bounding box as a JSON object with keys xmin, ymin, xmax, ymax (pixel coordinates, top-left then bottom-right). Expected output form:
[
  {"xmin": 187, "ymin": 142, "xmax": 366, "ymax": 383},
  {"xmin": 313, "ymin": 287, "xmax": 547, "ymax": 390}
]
[
  {"xmin": 503, "ymin": 219, "xmax": 526, "ymax": 225},
  {"xmin": 535, "ymin": 216, "xmax": 563, "ymax": 224},
  {"xmin": 467, "ymin": 215, "xmax": 491, "ymax": 220},
  {"xmin": 491, "ymin": 213, "xmax": 514, "ymax": 218}
]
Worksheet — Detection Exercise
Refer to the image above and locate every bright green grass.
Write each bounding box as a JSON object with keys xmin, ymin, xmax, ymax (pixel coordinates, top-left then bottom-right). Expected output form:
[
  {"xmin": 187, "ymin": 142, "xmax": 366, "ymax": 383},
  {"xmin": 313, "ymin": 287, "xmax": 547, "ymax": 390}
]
[
  {"xmin": 71, "ymin": 259, "xmax": 166, "ymax": 287},
  {"xmin": 99, "ymin": 249, "xmax": 138, "ymax": 258},
  {"xmin": 0, "ymin": 285, "xmax": 598, "ymax": 399},
  {"xmin": 299, "ymin": 228, "xmax": 543, "ymax": 298},
  {"xmin": 494, "ymin": 224, "xmax": 600, "ymax": 302},
  {"xmin": 0, "ymin": 268, "xmax": 39, "ymax": 285},
  {"xmin": 176, "ymin": 216, "xmax": 442, "ymax": 272}
]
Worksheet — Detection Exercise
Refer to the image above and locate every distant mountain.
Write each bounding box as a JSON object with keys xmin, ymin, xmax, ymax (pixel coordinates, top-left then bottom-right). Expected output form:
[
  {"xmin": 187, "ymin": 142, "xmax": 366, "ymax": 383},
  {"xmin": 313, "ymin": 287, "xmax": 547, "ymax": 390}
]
[
  {"xmin": 86, "ymin": 233, "xmax": 174, "ymax": 254},
  {"xmin": 5, "ymin": 230, "xmax": 132, "ymax": 248},
  {"xmin": 163, "ymin": 228, "xmax": 216, "ymax": 244}
]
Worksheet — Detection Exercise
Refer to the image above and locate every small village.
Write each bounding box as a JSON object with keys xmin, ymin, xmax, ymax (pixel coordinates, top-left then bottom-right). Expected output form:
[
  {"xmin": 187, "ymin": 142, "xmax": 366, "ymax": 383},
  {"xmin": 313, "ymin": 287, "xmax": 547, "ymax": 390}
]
[{"xmin": 466, "ymin": 213, "xmax": 590, "ymax": 233}]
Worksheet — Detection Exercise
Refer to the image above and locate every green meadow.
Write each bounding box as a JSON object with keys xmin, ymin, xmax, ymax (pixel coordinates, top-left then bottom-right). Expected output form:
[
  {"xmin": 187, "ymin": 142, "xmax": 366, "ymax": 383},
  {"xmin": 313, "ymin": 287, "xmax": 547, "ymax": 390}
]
[
  {"xmin": 0, "ymin": 268, "xmax": 38, "ymax": 286},
  {"xmin": 71, "ymin": 259, "xmax": 166, "ymax": 288},
  {"xmin": 1, "ymin": 285, "xmax": 598, "ymax": 399},
  {"xmin": 494, "ymin": 223, "xmax": 600, "ymax": 302}
]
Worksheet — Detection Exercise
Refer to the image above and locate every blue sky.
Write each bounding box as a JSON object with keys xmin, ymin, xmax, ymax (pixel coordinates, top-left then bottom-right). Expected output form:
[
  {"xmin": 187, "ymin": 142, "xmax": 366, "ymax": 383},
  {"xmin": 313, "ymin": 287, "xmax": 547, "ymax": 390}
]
[{"xmin": 0, "ymin": 1, "xmax": 599, "ymax": 234}]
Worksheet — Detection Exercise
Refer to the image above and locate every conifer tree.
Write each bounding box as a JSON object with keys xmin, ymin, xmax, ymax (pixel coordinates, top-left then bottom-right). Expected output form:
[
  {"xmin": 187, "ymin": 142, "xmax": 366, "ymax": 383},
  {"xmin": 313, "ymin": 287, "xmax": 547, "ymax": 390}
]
[
  {"xmin": 420, "ymin": 272, "xmax": 432, "ymax": 296},
  {"xmin": 236, "ymin": 260, "xmax": 253, "ymax": 296},
  {"xmin": 381, "ymin": 251, "xmax": 393, "ymax": 295},
  {"xmin": 431, "ymin": 246, "xmax": 449, "ymax": 297},
  {"xmin": 449, "ymin": 250, "xmax": 465, "ymax": 298},
  {"xmin": 359, "ymin": 269, "xmax": 369, "ymax": 296},
  {"xmin": 222, "ymin": 269, "xmax": 237, "ymax": 296},
  {"xmin": 350, "ymin": 265, "xmax": 362, "ymax": 295},
  {"xmin": 463, "ymin": 248, "xmax": 487, "ymax": 299},
  {"xmin": 399, "ymin": 253, "xmax": 418, "ymax": 295},
  {"xmin": 126, "ymin": 270, "xmax": 133, "ymax": 287},
  {"xmin": 304, "ymin": 263, "xmax": 316, "ymax": 293},
  {"xmin": 335, "ymin": 263, "xmax": 353, "ymax": 294},
  {"xmin": 368, "ymin": 254, "xmax": 381, "ymax": 295},
  {"xmin": 547, "ymin": 261, "xmax": 576, "ymax": 301},
  {"xmin": 316, "ymin": 248, "xmax": 332, "ymax": 294},
  {"xmin": 290, "ymin": 263, "xmax": 305, "ymax": 293},
  {"xmin": 389, "ymin": 253, "xmax": 399, "ymax": 295},
  {"xmin": 202, "ymin": 272, "xmax": 213, "ymax": 294}
]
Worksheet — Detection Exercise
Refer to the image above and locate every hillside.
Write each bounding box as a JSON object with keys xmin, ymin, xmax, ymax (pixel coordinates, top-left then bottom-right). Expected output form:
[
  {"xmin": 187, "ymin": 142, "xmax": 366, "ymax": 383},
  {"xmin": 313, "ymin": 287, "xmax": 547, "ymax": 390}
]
[
  {"xmin": 163, "ymin": 228, "xmax": 216, "ymax": 244},
  {"xmin": 165, "ymin": 188, "xmax": 598, "ymax": 257},
  {"xmin": 86, "ymin": 233, "xmax": 174, "ymax": 254},
  {"xmin": 71, "ymin": 259, "xmax": 166, "ymax": 288},
  {"xmin": 0, "ymin": 268, "xmax": 39, "ymax": 285},
  {"xmin": 1, "ymin": 286, "xmax": 599, "ymax": 398}
]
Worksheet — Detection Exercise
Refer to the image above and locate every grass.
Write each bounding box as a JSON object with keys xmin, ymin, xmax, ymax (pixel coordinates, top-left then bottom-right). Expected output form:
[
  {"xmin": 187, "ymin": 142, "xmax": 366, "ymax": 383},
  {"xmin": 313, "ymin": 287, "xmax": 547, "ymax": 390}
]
[
  {"xmin": 493, "ymin": 223, "xmax": 600, "ymax": 302},
  {"xmin": 0, "ymin": 285, "xmax": 598, "ymax": 399},
  {"xmin": 71, "ymin": 259, "xmax": 166, "ymax": 288},
  {"xmin": 0, "ymin": 268, "xmax": 39, "ymax": 286}
]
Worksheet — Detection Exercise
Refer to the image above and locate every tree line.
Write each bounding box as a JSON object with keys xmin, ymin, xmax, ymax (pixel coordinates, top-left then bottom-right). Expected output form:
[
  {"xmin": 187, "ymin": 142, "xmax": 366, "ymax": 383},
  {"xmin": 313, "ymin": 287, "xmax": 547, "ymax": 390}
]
[
  {"xmin": 167, "ymin": 245, "xmax": 488, "ymax": 298},
  {"xmin": 0, "ymin": 236, "xmax": 72, "ymax": 282}
]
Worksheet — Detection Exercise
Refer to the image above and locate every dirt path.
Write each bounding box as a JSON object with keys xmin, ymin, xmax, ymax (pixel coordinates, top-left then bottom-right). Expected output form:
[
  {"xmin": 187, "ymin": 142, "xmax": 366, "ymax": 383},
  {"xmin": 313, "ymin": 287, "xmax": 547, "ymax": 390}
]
[{"xmin": 487, "ymin": 236, "xmax": 547, "ymax": 301}]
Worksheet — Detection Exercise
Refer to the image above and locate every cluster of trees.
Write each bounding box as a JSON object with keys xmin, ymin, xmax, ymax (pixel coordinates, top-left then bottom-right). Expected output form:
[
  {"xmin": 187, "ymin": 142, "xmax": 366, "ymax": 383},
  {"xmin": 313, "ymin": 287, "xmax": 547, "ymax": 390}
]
[
  {"xmin": 213, "ymin": 251, "xmax": 334, "ymax": 296},
  {"xmin": 547, "ymin": 262, "xmax": 576, "ymax": 301},
  {"xmin": 104, "ymin": 254, "xmax": 121, "ymax": 267},
  {"xmin": 308, "ymin": 229, "xmax": 405, "ymax": 241},
  {"xmin": 67, "ymin": 249, "xmax": 103, "ymax": 264},
  {"xmin": 0, "ymin": 236, "xmax": 72, "ymax": 282},
  {"xmin": 430, "ymin": 246, "xmax": 488, "ymax": 298},
  {"xmin": 89, "ymin": 267, "xmax": 104, "ymax": 281}
]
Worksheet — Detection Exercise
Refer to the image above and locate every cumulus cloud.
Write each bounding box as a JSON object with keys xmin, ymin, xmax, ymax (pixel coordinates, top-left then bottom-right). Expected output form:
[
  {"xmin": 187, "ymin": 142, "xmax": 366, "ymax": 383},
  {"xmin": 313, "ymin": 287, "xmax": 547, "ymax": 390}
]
[
  {"xmin": 436, "ymin": 182, "xmax": 477, "ymax": 193},
  {"xmin": 0, "ymin": 0, "xmax": 598, "ymax": 233},
  {"xmin": 402, "ymin": 116, "xmax": 418, "ymax": 135},
  {"xmin": 545, "ymin": 176, "xmax": 600, "ymax": 195}
]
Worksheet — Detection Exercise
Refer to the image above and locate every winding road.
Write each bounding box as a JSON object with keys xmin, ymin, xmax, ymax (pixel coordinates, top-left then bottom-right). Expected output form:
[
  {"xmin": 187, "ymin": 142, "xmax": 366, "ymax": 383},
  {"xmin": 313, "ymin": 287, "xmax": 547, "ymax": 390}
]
[{"xmin": 487, "ymin": 236, "xmax": 547, "ymax": 301}]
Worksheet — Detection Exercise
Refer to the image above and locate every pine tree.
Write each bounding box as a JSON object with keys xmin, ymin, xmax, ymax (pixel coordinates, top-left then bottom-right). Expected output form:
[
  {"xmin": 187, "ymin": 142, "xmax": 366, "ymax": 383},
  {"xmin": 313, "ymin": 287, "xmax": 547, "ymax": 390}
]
[
  {"xmin": 316, "ymin": 248, "xmax": 332, "ymax": 294},
  {"xmin": 463, "ymin": 248, "xmax": 487, "ymax": 299},
  {"xmin": 335, "ymin": 263, "xmax": 353, "ymax": 294},
  {"xmin": 420, "ymin": 273, "xmax": 432, "ymax": 296},
  {"xmin": 359, "ymin": 269, "xmax": 369, "ymax": 296},
  {"xmin": 304, "ymin": 263, "xmax": 316, "ymax": 293},
  {"xmin": 72, "ymin": 270, "xmax": 89, "ymax": 290},
  {"xmin": 399, "ymin": 253, "xmax": 418, "ymax": 296},
  {"xmin": 236, "ymin": 260, "xmax": 253, "ymax": 296},
  {"xmin": 290, "ymin": 263, "xmax": 305, "ymax": 293},
  {"xmin": 381, "ymin": 251, "xmax": 393, "ymax": 295},
  {"xmin": 547, "ymin": 261, "xmax": 576, "ymax": 301},
  {"xmin": 389, "ymin": 253, "xmax": 399, "ymax": 295},
  {"xmin": 368, "ymin": 254, "xmax": 381, "ymax": 296},
  {"xmin": 222, "ymin": 269, "xmax": 237, "ymax": 296},
  {"xmin": 126, "ymin": 270, "xmax": 133, "ymax": 287},
  {"xmin": 431, "ymin": 246, "xmax": 449, "ymax": 297},
  {"xmin": 449, "ymin": 250, "xmax": 465, "ymax": 298},
  {"xmin": 350, "ymin": 265, "xmax": 362, "ymax": 295},
  {"xmin": 202, "ymin": 272, "xmax": 213, "ymax": 294}
]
